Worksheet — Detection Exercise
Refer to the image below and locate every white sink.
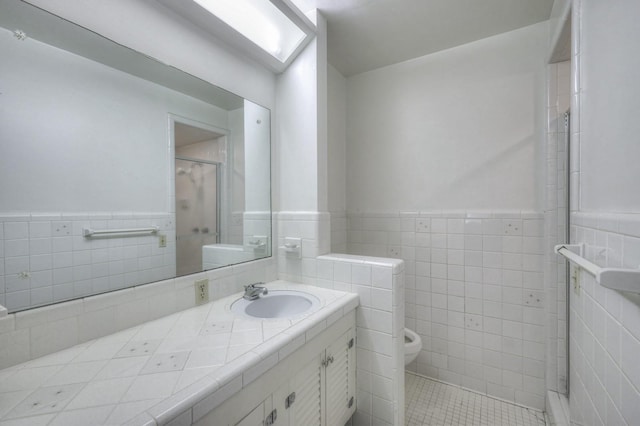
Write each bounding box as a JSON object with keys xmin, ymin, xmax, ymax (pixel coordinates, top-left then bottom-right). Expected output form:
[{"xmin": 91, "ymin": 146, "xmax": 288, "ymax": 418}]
[{"xmin": 231, "ymin": 290, "xmax": 320, "ymax": 319}]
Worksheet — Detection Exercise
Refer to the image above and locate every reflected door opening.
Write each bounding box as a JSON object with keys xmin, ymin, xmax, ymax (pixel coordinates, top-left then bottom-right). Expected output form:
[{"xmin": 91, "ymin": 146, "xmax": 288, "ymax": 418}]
[{"xmin": 174, "ymin": 122, "xmax": 225, "ymax": 276}]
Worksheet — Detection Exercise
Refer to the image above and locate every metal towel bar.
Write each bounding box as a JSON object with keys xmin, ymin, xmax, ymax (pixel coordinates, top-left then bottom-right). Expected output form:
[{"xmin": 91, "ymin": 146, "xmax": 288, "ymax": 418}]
[
  {"xmin": 83, "ymin": 226, "xmax": 159, "ymax": 237},
  {"xmin": 555, "ymin": 244, "xmax": 640, "ymax": 293}
]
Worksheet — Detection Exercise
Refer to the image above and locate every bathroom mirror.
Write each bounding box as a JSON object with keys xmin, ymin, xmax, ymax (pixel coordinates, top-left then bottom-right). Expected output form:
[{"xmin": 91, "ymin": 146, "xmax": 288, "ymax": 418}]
[{"xmin": 0, "ymin": 1, "xmax": 272, "ymax": 312}]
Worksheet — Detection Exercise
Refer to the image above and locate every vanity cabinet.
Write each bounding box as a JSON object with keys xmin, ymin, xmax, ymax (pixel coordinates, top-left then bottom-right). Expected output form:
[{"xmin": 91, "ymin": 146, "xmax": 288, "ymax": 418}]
[
  {"xmin": 226, "ymin": 327, "xmax": 356, "ymax": 426},
  {"xmin": 288, "ymin": 328, "xmax": 355, "ymax": 426},
  {"xmin": 233, "ymin": 384, "xmax": 288, "ymax": 426},
  {"xmin": 323, "ymin": 329, "xmax": 356, "ymax": 426},
  {"xmin": 234, "ymin": 403, "xmax": 265, "ymax": 426}
]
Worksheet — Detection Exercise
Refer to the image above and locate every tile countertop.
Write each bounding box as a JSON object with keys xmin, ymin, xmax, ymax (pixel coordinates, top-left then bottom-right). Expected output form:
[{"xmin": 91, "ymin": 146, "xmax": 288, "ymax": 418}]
[{"xmin": 0, "ymin": 281, "xmax": 359, "ymax": 426}]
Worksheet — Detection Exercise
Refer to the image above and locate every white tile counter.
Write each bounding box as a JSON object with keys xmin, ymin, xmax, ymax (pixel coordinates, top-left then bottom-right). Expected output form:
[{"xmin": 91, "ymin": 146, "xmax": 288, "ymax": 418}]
[{"xmin": 0, "ymin": 281, "xmax": 359, "ymax": 425}]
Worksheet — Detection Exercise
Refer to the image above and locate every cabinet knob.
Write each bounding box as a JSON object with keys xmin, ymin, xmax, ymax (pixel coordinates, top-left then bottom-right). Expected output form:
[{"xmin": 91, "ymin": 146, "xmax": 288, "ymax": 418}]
[
  {"xmin": 285, "ymin": 392, "xmax": 296, "ymax": 409},
  {"xmin": 322, "ymin": 355, "xmax": 334, "ymax": 367},
  {"xmin": 265, "ymin": 409, "xmax": 277, "ymax": 425}
]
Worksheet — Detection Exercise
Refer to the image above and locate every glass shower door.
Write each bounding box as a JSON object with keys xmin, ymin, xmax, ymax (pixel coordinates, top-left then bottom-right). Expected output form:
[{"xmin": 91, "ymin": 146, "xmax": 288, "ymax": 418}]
[{"xmin": 175, "ymin": 157, "xmax": 220, "ymax": 276}]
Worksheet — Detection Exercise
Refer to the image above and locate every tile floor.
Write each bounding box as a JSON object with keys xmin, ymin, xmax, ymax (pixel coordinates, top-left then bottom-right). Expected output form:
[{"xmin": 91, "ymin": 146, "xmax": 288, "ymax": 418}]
[{"xmin": 405, "ymin": 373, "xmax": 547, "ymax": 426}]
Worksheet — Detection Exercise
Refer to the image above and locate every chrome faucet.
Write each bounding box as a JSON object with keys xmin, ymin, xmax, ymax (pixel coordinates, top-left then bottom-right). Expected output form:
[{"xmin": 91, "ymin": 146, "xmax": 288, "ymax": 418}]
[{"xmin": 243, "ymin": 282, "xmax": 268, "ymax": 300}]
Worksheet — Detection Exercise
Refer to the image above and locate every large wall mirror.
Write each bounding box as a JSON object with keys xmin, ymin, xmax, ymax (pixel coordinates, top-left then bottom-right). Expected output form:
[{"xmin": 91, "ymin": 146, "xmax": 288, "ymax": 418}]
[{"xmin": 0, "ymin": 1, "xmax": 272, "ymax": 313}]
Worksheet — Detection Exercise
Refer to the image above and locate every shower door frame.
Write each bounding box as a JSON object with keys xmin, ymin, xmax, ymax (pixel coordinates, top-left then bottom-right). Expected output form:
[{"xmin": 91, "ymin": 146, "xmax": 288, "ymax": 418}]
[
  {"xmin": 564, "ymin": 110, "xmax": 571, "ymax": 397},
  {"xmin": 174, "ymin": 155, "xmax": 222, "ymax": 245},
  {"xmin": 168, "ymin": 114, "xmax": 232, "ymax": 241}
]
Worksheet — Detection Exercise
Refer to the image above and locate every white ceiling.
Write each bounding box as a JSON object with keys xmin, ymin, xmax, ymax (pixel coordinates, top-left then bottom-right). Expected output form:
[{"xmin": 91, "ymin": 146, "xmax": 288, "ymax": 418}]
[{"xmin": 293, "ymin": 0, "xmax": 554, "ymax": 76}]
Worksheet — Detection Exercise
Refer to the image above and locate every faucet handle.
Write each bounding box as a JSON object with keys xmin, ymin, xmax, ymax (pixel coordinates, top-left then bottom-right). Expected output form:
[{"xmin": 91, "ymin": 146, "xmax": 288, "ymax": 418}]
[
  {"xmin": 242, "ymin": 282, "xmax": 268, "ymax": 300},
  {"xmin": 244, "ymin": 282, "xmax": 265, "ymax": 290}
]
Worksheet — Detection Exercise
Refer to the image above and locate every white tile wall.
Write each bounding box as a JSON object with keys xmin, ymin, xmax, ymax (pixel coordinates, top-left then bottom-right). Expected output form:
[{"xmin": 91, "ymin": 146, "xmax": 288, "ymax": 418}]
[
  {"xmin": 0, "ymin": 257, "xmax": 276, "ymax": 370},
  {"xmin": 568, "ymin": 212, "xmax": 640, "ymax": 426},
  {"xmin": 0, "ymin": 212, "xmax": 175, "ymax": 312},
  {"xmin": 276, "ymin": 212, "xmax": 405, "ymax": 425},
  {"xmin": 343, "ymin": 210, "xmax": 546, "ymax": 410},
  {"xmin": 242, "ymin": 211, "xmax": 271, "ymax": 255},
  {"xmin": 276, "ymin": 211, "xmax": 331, "ymax": 284},
  {"xmin": 316, "ymin": 254, "xmax": 405, "ymax": 426},
  {"xmin": 0, "ymin": 209, "xmax": 403, "ymax": 425}
]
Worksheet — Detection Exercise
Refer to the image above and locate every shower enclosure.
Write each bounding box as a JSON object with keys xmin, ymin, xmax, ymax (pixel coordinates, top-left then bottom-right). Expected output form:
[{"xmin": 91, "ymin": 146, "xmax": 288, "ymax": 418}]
[
  {"xmin": 175, "ymin": 156, "xmax": 221, "ymax": 276},
  {"xmin": 545, "ymin": 59, "xmax": 571, "ymax": 410},
  {"xmin": 562, "ymin": 110, "xmax": 570, "ymax": 396}
]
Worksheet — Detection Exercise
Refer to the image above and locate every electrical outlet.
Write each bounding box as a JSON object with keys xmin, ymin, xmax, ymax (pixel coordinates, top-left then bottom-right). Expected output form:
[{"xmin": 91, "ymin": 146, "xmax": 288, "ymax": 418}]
[
  {"xmin": 195, "ymin": 279, "xmax": 209, "ymax": 305},
  {"xmin": 158, "ymin": 234, "xmax": 167, "ymax": 248},
  {"xmin": 388, "ymin": 246, "xmax": 401, "ymax": 257}
]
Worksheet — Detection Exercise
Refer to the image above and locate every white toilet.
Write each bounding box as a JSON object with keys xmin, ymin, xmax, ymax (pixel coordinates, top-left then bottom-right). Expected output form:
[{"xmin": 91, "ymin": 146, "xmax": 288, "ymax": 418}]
[{"xmin": 404, "ymin": 328, "xmax": 422, "ymax": 365}]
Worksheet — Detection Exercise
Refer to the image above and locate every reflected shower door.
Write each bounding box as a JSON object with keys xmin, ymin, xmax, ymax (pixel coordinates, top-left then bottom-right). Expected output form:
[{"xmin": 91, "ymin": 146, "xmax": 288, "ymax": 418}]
[{"xmin": 175, "ymin": 157, "xmax": 220, "ymax": 276}]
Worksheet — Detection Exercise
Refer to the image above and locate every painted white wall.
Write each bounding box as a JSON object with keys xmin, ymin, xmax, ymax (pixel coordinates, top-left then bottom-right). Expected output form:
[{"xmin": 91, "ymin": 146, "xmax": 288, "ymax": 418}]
[
  {"xmin": 11, "ymin": 0, "xmax": 279, "ymax": 217},
  {"xmin": 276, "ymin": 12, "xmax": 328, "ymax": 213},
  {"xmin": 328, "ymin": 64, "xmax": 347, "ymax": 214},
  {"xmin": 316, "ymin": 15, "xmax": 329, "ymax": 213},
  {"xmin": 24, "ymin": 0, "xmax": 276, "ymax": 109},
  {"xmin": 346, "ymin": 22, "xmax": 548, "ymax": 212},
  {"xmin": 244, "ymin": 100, "xmax": 271, "ymax": 213},
  {"xmin": 579, "ymin": 0, "xmax": 640, "ymax": 213},
  {"xmin": 0, "ymin": 28, "xmax": 227, "ymax": 212},
  {"xmin": 549, "ymin": 0, "xmax": 571, "ymax": 56},
  {"xmin": 229, "ymin": 108, "xmax": 246, "ymax": 217},
  {"xmin": 276, "ymin": 36, "xmax": 319, "ymax": 211}
]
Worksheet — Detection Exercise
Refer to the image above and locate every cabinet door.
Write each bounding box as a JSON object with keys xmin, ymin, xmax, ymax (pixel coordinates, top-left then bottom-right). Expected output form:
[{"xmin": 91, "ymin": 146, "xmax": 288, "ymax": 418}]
[
  {"xmin": 271, "ymin": 381, "xmax": 289, "ymax": 426},
  {"xmin": 324, "ymin": 329, "xmax": 356, "ymax": 426},
  {"xmin": 287, "ymin": 353, "xmax": 323, "ymax": 426},
  {"xmin": 234, "ymin": 402, "xmax": 264, "ymax": 426}
]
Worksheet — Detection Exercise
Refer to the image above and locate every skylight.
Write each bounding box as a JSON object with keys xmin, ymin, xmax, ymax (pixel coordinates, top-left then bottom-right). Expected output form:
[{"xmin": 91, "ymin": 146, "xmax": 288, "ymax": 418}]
[{"xmin": 193, "ymin": 0, "xmax": 307, "ymax": 63}]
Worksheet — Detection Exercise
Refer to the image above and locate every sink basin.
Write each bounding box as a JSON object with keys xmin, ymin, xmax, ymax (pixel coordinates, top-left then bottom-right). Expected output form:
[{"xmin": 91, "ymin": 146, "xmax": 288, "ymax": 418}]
[{"xmin": 231, "ymin": 290, "xmax": 320, "ymax": 319}]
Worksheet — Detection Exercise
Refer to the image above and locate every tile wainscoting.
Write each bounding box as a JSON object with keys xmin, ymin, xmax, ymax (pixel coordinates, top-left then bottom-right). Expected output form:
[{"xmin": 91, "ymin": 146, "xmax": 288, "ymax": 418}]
[
  {"xmin": 332, "ymin": 210, "xmax": 547, "ymax": 409},
  {"xmin": 0, "ymin": 210, "xmax": 407, "ymax": 425},
  {"xmin": 315, "ymin": 254, "xmax": 405, "ymax": 426},
  {"xmin": 0, "ymin": 258, "xmax": 277, "ymax": 370},
  {"xmin": 275, "ymin": 212, "xmax": 406, "ymax": 425},
  {"xmin": 0, "ymin": 212, "xmax": 175, "ymax": 312}
]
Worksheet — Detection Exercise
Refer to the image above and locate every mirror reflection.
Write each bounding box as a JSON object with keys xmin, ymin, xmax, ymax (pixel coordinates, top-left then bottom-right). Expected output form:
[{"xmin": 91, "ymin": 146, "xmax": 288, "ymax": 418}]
[{"xmin": 0, "ymin": 1, "xmax": 272, "ymax": 313}]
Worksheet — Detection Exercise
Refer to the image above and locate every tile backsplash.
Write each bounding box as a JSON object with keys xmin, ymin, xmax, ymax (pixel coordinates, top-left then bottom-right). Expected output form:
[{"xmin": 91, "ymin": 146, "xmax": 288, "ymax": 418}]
[
  {"xmin": 335, "ymin": 210, "xmax": 546, "ymax": 409},
  {"xmin": 0, "ymin": 257, "xmax": 276, "ymax": 370},
  {"xmin": 0, "ymin": 212, "xmax": 175, "ymax": 312}
]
